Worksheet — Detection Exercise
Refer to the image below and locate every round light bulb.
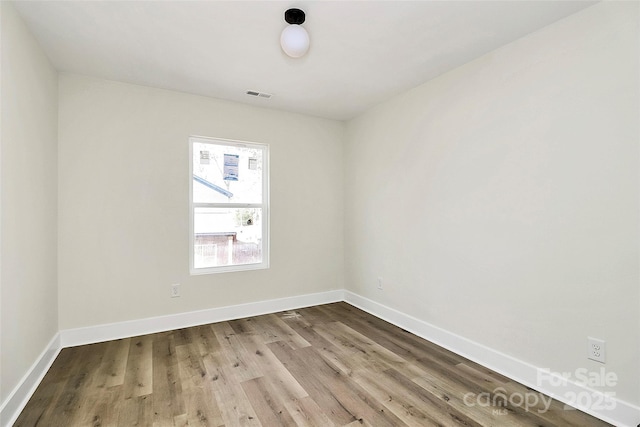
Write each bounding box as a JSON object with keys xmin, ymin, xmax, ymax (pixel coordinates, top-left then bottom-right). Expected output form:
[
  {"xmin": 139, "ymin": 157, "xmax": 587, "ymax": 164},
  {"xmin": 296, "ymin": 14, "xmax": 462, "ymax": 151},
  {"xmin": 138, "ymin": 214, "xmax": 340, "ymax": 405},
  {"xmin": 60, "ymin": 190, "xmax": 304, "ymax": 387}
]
[{"xmin": 280, "ymin": 25, "xmax": 309, "ymax": 58}]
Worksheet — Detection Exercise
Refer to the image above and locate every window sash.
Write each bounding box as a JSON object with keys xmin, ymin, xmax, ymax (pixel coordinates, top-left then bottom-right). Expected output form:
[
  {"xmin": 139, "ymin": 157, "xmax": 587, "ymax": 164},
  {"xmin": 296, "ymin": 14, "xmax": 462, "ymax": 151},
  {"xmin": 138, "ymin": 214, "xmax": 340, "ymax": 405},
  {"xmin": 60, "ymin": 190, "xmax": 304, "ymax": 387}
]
[
  {"xmin": 189, "ymin": 136, "xmax": 269, "ymax": 275},
  {"xmin": 193, "ymin": 203, "xmax": 265, "ymax": 209}
]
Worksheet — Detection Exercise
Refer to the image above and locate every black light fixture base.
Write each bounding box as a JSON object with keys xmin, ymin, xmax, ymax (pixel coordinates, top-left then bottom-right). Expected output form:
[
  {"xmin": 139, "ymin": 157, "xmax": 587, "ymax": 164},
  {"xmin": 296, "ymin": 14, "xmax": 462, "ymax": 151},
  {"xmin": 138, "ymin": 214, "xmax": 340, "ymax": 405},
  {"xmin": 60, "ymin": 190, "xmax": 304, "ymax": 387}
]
[{"xmin": 284, "ymin": 8, "xmax": 305, "ymax": 25}]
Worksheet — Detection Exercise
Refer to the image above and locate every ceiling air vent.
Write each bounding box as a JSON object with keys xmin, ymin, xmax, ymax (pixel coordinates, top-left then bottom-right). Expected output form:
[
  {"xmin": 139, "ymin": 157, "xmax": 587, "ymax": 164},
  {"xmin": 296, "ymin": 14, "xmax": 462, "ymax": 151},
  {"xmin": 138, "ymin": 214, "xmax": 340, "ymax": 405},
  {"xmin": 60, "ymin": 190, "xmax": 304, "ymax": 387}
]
[{"xmin": 246, "ymin": 90, "xmax": 272, "ymax": 99}]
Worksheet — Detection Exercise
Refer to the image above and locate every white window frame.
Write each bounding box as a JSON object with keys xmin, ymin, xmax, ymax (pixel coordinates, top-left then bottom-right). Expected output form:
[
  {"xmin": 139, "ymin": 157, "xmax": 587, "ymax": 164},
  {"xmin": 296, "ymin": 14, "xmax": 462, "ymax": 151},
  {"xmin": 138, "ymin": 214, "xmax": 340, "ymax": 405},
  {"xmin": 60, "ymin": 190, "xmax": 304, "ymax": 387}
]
[{"xmin": 189, "ymin": 136, "xmax": 269, "ymax": 275}]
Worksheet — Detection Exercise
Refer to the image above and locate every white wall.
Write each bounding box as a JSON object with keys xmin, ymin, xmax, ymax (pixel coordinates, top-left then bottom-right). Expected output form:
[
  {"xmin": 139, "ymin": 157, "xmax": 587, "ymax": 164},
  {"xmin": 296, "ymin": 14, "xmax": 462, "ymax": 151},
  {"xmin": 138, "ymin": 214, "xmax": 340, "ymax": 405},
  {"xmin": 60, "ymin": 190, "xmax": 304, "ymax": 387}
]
[
  {"xmin": 3, "ymin": 1, "xmax": 638, "ymax": 424},
  {"xmin": 344, "ymin": 1, "xmax": 639, "ymax": 407},
  {"xmin": 58, "ymin": 74, "xmax": 344, "ymax": 330},
  {"xmin": 0, "ymin": 0, "xmax": 58, "ymax": 407}
]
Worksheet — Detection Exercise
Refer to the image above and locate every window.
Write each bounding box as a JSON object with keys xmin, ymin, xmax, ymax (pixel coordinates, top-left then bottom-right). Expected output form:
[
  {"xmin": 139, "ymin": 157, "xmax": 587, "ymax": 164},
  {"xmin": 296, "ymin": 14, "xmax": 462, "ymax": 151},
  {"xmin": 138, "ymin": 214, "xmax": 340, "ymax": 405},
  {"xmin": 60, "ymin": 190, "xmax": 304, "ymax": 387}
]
[{"xmin": 189, "ymin": 136, "xmax": 269, "ymax": 274}]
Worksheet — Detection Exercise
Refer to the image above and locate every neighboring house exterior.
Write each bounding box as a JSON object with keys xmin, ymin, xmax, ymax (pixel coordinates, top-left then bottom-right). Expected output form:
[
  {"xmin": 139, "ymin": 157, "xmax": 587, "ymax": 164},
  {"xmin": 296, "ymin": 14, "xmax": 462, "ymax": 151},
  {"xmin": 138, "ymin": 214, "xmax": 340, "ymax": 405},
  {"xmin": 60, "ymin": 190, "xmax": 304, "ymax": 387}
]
[{"xmin": 193, "ymin": 176, "xmax": 261, "ymax": 267}]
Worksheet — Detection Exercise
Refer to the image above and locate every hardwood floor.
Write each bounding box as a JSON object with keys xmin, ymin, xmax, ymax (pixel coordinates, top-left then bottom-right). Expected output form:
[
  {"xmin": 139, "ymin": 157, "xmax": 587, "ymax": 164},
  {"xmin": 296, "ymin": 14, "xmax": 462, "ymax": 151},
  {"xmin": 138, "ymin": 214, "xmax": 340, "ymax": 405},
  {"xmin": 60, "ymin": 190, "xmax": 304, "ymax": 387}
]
[{"xmin": 15, "ymin": 302, "xmax": 611, "ymax": 426}]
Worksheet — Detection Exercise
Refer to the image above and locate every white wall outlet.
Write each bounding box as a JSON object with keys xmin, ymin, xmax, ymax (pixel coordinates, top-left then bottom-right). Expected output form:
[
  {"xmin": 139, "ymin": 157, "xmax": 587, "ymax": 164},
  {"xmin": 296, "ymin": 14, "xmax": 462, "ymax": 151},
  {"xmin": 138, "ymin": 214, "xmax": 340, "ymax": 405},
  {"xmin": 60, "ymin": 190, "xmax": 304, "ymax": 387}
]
[
  {"xmin": 377, "ymin": 277, "xmax": 383, "ymax": 290},
  {"xmin": 171, "ymin": 283, "xmax": 181, "ymax": 298},
  {"xmin": 587, "ymin": 337, "xmax": 605, "ymax": 363}
]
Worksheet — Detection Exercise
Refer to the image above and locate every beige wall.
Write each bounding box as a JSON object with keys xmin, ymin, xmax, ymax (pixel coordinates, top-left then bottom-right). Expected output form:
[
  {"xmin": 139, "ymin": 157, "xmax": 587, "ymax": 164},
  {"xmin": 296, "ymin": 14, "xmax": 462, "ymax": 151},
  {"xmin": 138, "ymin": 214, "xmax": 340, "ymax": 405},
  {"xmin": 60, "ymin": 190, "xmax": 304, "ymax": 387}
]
[
  {"xmin": 344, "ymin": 2, "xmax": 639, "ymax": 405},
  {"xmin": 57, "ymin": 74, "xmax": 344, "ymax": 330},
  {"xmin": 0, "ymin": 1, "xmax": 59, "ymax": 404}
]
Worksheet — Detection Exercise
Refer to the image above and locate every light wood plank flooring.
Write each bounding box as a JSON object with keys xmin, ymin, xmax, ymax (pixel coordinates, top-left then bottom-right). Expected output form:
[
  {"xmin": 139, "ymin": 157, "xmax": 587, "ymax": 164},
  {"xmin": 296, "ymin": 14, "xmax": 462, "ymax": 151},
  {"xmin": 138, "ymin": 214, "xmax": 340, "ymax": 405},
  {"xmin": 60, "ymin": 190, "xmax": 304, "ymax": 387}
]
[{"xmin": 15, "ymin": 302, "xmax": 611, "ymax": 426}]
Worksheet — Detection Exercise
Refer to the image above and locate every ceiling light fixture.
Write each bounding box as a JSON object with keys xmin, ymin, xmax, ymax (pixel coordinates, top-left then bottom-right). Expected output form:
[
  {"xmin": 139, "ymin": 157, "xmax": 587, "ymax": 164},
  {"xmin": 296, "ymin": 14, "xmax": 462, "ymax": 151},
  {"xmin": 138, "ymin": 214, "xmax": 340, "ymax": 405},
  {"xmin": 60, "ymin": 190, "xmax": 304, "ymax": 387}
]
[{"xmin": 280, "ymin": 8, "xmax": 309, "ymax": 58}]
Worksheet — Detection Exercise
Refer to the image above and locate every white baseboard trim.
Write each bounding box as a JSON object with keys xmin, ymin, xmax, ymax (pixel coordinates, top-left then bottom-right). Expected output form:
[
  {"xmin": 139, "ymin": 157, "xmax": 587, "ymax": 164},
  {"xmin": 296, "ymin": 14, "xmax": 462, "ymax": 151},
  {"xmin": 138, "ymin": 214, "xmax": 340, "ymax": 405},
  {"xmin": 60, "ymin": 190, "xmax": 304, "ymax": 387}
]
[
  {"xmin": 0, "ymin": 333, "xmax": 61, "ymax": 427},
  {"xmin": 343, "ymin": 290, "xmax": 640, "ymax": 427},
  {"xmin": 3, "ymin": 289, "xmax": 637, "ymax": 427},
  {"xmin": 60, "ymin": 289, "xmax": 345, "ymax": 348},
  {"xmin": 1, "ymin": 289, "xmax": 344, "ymax": 426}
]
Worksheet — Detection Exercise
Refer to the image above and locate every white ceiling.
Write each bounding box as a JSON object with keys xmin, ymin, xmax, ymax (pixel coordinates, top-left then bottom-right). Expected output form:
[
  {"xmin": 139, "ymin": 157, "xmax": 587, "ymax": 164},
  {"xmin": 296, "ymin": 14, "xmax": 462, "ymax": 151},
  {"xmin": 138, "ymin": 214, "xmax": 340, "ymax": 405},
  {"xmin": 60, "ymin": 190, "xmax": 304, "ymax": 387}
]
[{"xmin": 14, "ymin": 1, "xmax": 596, "ymax": 121}]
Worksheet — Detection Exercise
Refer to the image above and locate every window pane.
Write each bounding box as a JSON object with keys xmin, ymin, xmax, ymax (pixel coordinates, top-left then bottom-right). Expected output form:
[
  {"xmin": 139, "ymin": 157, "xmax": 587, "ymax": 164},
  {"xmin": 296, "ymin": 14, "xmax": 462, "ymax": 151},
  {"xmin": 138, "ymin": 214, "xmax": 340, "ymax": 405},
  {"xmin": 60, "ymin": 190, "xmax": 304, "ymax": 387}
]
[
  {"xmin": 193, "ymin": 142, "xmax": 263, "ymax": 204},
  {"xmin": 194, "ymin": 207, "xmax": 263, "ymax": 268}
]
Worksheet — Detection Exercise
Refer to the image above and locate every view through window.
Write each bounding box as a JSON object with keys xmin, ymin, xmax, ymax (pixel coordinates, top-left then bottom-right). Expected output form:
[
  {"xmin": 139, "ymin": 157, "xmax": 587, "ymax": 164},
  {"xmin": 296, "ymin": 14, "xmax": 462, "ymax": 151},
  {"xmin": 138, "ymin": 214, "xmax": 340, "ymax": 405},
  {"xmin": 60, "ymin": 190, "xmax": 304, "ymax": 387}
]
[{"xmin": 190, "ymin": 137, "xmax": 269, "ymax": 274}]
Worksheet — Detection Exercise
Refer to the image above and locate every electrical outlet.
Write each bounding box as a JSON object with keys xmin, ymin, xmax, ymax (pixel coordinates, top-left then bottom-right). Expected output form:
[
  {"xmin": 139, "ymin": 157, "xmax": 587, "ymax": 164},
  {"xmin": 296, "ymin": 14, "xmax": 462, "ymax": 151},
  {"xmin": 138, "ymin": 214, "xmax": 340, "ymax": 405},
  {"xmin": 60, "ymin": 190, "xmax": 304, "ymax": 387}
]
[
  {"xmin": 587, "ymin": 337, "xmax": 605, "ymax": 363},
  {"xmin": 377, "ymin": 277, "xmax": 383, "ymax": 290},
  {"xmin": 171, "ymin": 283, "xmax": 181, "ymax": 298}
]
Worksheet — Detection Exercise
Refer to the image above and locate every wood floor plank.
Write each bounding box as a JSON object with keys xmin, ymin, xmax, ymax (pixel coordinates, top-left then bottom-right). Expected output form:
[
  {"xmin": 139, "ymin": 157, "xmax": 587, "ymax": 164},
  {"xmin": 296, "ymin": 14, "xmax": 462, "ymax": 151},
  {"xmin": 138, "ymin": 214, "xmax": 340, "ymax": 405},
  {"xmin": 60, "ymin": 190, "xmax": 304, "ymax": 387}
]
[
  {"xmin": 411, "ymin": 372, "xmax": 557, "ymax": 427},
  {"xmin": 321, "ymin": 302, "xmax": 469, "ymax": 367},
  {"xmin": 152, "ymin": 333, "xmax": 185, "ymax": 425},
  {"xmin": 47, "ymin": 343, "xmax": 107, "ymax": 426},
  {"xmin": 42, "ymin": 346, "xmax": 81, "ymax": 383},
  {"xmin": 123, "ymin": 335, "xmax": 154, "ymax": 399},
  {"xmin": 181, "ymin": 384, "xmax": 225, "ymax": 427},
  {"xmin": 352, "ymin": 368, "xmax": 479, "ymax": 427},
  {"xmin": 234, "ymin": 313, "xmax": 311, "ymax": 350},
  {"xmin": 175, "ymin": 342, "xmax": 208, "ymax": 388},
  {"xmin": 259, "ymin": 314, "xmax": 311, "ymax": 349},
  {"xmin": 173, "ymin": 328, "xmax": 193, "ymax": 347},
  {"xmin": 14, "ymin": 345, "xmax": 101, "ymax": 426},
  {"xmin": 202, "ymin": 355, "xmax": 261, "ymax": 426},
  {"xmin": 283, "ymin": 319, "xmax": 352, "ymax": 374},
  {"xmin": 298, "ymin": 304, "xmax": 341, "ymax": 325},
  {"xmin": 235, "ymin": 330, "xmax": 308, "ymax": 401},
  {"xmin": 77, "ymin": 384, "xmax": 123, "ymax": 427},
  {"xmin": 460, "ymin": 363, "xmax": 611, "ymax": 427},
  {"xmin": 190, "ymin": 324, "xmax": 224, "ymax": 357},
  {"xmin": 456, "ymin": 363, "xmax": 609, "ymax": 427},
  {"xmin": 14, "ymin": 302, "xmax": 613, "ymax": 427},
  {"xmin": 270, "ymin": 341, "xmax": 406, "ymax": 427},
  {"xmin": 210, "ymin": 322, "xmax": 263, "ymax": 383},
  {"xmin": 117, "ymin": 394, "xmax": 153, "ymax": 426},
  {"xmin": 172, "ymin": 413, "xmax": 189, "ymax": 426},
  {"xmin": 311, "ymin": 344, "xmax": 456, "ymax": 427},
  {"xmin": 228, "ymin": 317, "xmax": 258, "ymax": 335},
  {"xmin": 343, "ymin": 419, "xmax": 375, "ymax": 427},
  {"xmin": 93, "ymin": 338, "xmax": 131, "ymax": 389},
  {"xmin": 379, "ymin": 367, "xmax": 484, "ymax": 427},
  {"xmin": 414, "ymin": 353, "xmax": 551, "ymax": 426},
  {"xmin": 11, "ymin": 376, "xmax": 66, "ymax": 427},
  {"xmin": 242, "ymin": 376, "xmax": 298, "ymax": 427},
  {"xmin": 175, "ymin": 337, "xmax": 226, "ymax": 426},
  {"xmin": 267, "ymin": 340, "xmax": 358, "ymax": 426},
  {"xmin": 282, "ymin": 396, "xmax": 335, "ymax": 427},
  {"xmin": 313, "ymin": 321, "xmax": 426, "ymax": 380}
]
